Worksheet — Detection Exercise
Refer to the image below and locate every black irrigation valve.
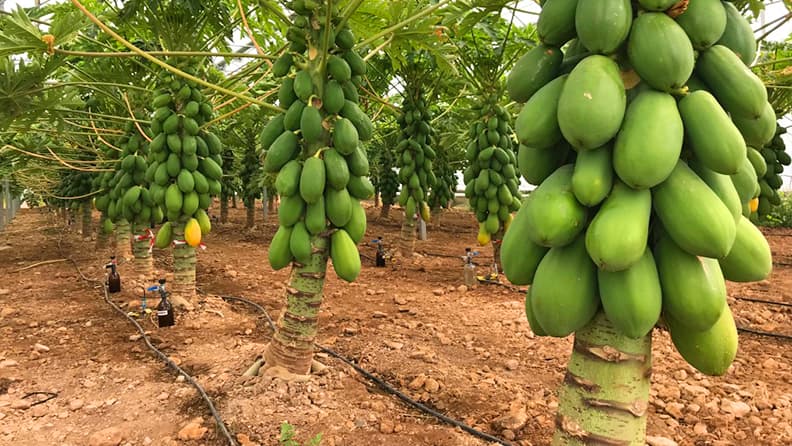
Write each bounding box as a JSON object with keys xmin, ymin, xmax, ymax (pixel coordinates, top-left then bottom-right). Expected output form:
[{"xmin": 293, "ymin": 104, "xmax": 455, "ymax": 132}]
[
  {"xmin": 146, "ymin": 278, "xmax": 174, "ymax": 327},
  {"xmin": 105, "ymin": 256, "xmax": 121, "ymax": 293}
]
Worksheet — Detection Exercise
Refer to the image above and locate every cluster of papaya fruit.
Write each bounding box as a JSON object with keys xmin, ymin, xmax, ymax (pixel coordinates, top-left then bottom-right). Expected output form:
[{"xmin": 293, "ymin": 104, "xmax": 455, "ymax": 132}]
[
  {"xmin": 428, "ymin": 162, "xmax": 457, "ymax": 211},
  {"xmin": 463, "ymin": 99, "xmax": 521, "ymax": 245},
  {"xmin": 262, "ymin": 0, "xmax": 373, "ymax": 282},
  {"xmin": 56, "ymin": 170, "xmax": 93, "ymax": 213},
  {"xmin": 94, "ymin": 131, "xmax": 164, "ymax": 229},
  {"xmin": 148, "ymin": 65, "xmax": 221, "ymax": 249},
  {"xmin": 395, "ymin": 89, "xmax": 437, "ymax": 222},
  {"xmin": 375, "ymin": 166, "xmax": 401, "ymax": 209},
  {"xmin": 754, "ymin": 125, "xmax": 790, "ymax": 216},
  {"xmin": 502, "ymin": 0, "xmax": 773, "ymax": 376}
]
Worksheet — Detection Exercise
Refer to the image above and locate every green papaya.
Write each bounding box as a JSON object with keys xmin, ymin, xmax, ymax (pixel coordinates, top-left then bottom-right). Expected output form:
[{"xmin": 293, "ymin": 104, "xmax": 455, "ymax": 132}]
[
  {"xmin": 572, "ymin": 143, "xmax": 612, "ymax": 206},
  {"xmin": 557, "ymin": 55, "xmax": 626, "ymax": 150},
  {"xmin": 279, "ymin": 77, "xmax": 297, "ymax": 108},
  {"xmin": 530, "ymin": 235, "xmax": 599, "ymax": 337},
  {"xmin": 614, "ymin": 89, "xmax": 683, "ymax": 188},
  {"xmin": 718, "ymin": 215, "xmax": 772, "ymax": 282},
  {"xmin": 182, "ymin": 191, "xmax": 199, "ymax": 216},
  {"xmin": 278, "ymin": 194, "xmax": 305, "ymax": 227},
  {"xmin": 733, "ymin": 102, "xmax": 776, "ymax": 149},
  {"xmin": 305, "ymin": 197, "xmax": 327, "ymax": 235},
  {"xmin": 627, "ymin": 13, "xmax": 695, "ymax": 92},
  {"xmin": 717, "ymin": 1, "xmax": 757, "ymax": 65},
  {"xmin": 515, "ymin": 75, "xmax": 567, "ymax": 149},
  {"xmin": 586, "ymin": 181, "xmax": 651, "ymax": 272},
  {"xmin": 746, "ymin": 147, "xmax": 767, "ymax": 178},
  {"xmin": 123, "ymin": 186, "xmax": 142, "ymax": 208},
  {"xmin": 340, "ymin": 100, "xmax": 373, "ymax": 141},
  {"xmin": 182, "ymin": 154, "xmax": 199, "ymax": 172},
  {"xmin": 165, "ymin": 184, "xmax": 183, "ymax": 214},
  {"xmin": 293, "ymin": 70, "xmax": 314, "ymax": 102},
  {"xmin": 654, "ymin": 235, "xmax": 727, "ymax": 331},
  {"xmin": 347, "ymin": 175, "xmax": 374, "ymax": 200},
  {"xmin": 177, "ymin": 169, "xmax": 195, "ymax": 193},
  {"xmin": 323, "ymin": 80, "xmax": 345, "ymax": 114},
  {"xmin": 679, "ymin": 91, "xmax": 745, "ymax": 175},
  {"xmin": 521, "ymin": 164, "xmax": 587, "ymax": 247},
  {"xmin": 653, "ymin": 161, "xmax": 737, "ymax": 258},
  {"xmin": 331, "ymin": 229, "xmax": 360, "ymax": 282},
  {"xmin": 272, "ymin": 53, "xmax": 293, "ymax": 77},
  {"xmin": 730, "ymin": 156, "xmax": 758, "ymax": 203},
  {"xmin": 289, "ymin": 221, "xmax": 312, "ymax": 264},
  {"xmin": 263, "ymin": 131, "xmax": 299, "ymax": 173},
  {"xmin": 524, "ymin": 289, "xmax": 548, "ymax": 336},
  {"xmin": 334, "ymin": 118, "xmax": 359, "ymax": 155},
  {"xmin": 155, "ymin": 221, "xmax": 173, "ymax": 249},
  {"xmin": 324, "ymin": 148, "xmax": 350, "ymax": 189},
  {"xmin": 675, "ymin": 0, "xmax": 727, "ymax": 49},
  {"xmin": 344, "ymin": 199, "xmax": 367, "ymax": 243},
  {"xmin": 346, "ymin": 146, "xmax": 369, "ymax": 176},
  {"xmin": 575, "ymin": 0, "xmax": 632, "ymax": 54},
  {"xmin": 501, "ymin": 204, "xmax": 549, "ymax": 285},
  {"xmin": 284, "ymin": 100, "xmax": 306, "ymax": 131},
  {"xmin": 667, "ymin": 304, "xmax": 737, "ymax": 376},
  {"xmin": 269, "ymin": 225, "xmax": 294, "ymax": 270},
  {"xmin": 300, "ymin": 157, "xmax": 326, "ymax": 204},
  {"xmin": 326, "ymin": 187, "xmax": 352, "ymax": 227},
  {"xmin": 200, "ymin": 157, "xmax": 223, "ymax": 181},
  {"xmin": 327, "ymin": 55, "xmax": 352, "ymax": 83},
  {"xmin": 537, "ymin": 0, "xmax": 579, "ymax": 46},
  {"xmin": 637, "ymin": 0, "xmax": 676, "ymax": 10},
  {"xmin": 598, "ymin": 248, "xmax": 662, "ymax": 339},
  {"xmin": 506, "ymin": 45, "xmax": 563, "ymax": 103},
  {"xmin": 344, "ymin": 51, "xmax": 366, "ymax": 76},
  {"xmin": 195, "ymin": 209, "xmax": 211, "ymax": 235},
  {"xmin": 696, "ymin": 45, "xmax": 767, "ymax": 119},
  {"xmin": 689, "ymin": 160, "xmax": 742, "ymax": 223},
  {"xmin": 300, "ymin": 105, "xmax": 324, "ymax": 143},
  {"xmin": 276, "ymin": 160, "xmax": 302, "ymax": 196},
  {"xmin": 166, "ymin": 153, "xmax": 181, "ymax": 178}
]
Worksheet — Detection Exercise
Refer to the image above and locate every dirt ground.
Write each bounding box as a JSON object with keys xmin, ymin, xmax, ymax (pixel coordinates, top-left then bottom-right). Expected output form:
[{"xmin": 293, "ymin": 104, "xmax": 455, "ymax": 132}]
[{"xmin": 0, "ymin": 202, "xmax": 790, "ymax": 446}]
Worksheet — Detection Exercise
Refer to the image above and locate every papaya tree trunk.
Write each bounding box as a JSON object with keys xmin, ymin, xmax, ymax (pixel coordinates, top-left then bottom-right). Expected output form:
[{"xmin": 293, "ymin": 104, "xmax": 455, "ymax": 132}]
[
  {"xmin": 380, "ymin": 203, "xmax": 391, "ymax": 219},
  {"xmin": 95, "ymin": 218, "xmax": 108, "ymax": 250},
  {"xmin": 220, "ymin": 194, "xmax": 229, "ymax": 224},
  {"xmin": 115, "ymin": 219, "xmax": 132, "ymax": 261},
  {"xmin": 262, "ymin": 189, "xmax": 269, "ymax": 221},
  {"xmin": 132, "ymin": 223, "xmax": 154, "ymax": 281},
  {"xmin": 492, "ymin": 229, "xmax": 504, "ymax": 275},
  {"xmin": 268, "ymin": 195, "xmax": 276, "ymax": 213},
  {"xmin": 399, "ymin": 213, "xmax": 416, "ymax": 257},
  {"xmin": 374, "ymin": 191, "xmax": 381, "ymax": 208},
  {"xmin": 171, "ymin": 222, "xmax": 196, "ymax": 310},
  {"xmin": 552, "ymin": 312, "xmax": 651, "ymax": 446},
  {"xmin": 232, "ymin": 193, "xmax": 237, "ymax": 208},
  {"xmin": 81, "ymin": 202, "xmax": 92, "ymax": 239},
  {"xmin": 68, "ymin": 208, "xmax": 77, "ymax": 231},
  {"xmin": 245, "ymin": 200, "xmax": 255, "ymax": 228},
  {"xmin": 263, "ymin": 236, "xmax": 329, "ymax": 376}
]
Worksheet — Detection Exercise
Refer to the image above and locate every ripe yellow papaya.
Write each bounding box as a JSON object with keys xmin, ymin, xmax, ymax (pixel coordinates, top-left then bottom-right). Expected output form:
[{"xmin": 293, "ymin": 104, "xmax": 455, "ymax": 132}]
[{"xmin": 184, "ymin": 218, "xmax": 202, "ymax": 247}]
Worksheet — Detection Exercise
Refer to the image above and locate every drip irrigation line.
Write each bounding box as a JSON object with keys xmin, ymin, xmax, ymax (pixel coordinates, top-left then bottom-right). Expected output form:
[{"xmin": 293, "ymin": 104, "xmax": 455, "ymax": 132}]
[
  {"xmin": 218, "ymin": 294, "xmax": 512, "ymax": 446},
  {"xmin": 57, "ymin": 237, "xmax": 239, "ymax": 446},
  {"xmin": 737, "ymin": 326, "xmax": 792, "ymax": 341},
  {"xmin": 734, "ymin": 296, "xmax": 792, "ymax": 308},
  {"xmin": 22, "ymin": 391, "xmax": 58, "ymax": 406}
]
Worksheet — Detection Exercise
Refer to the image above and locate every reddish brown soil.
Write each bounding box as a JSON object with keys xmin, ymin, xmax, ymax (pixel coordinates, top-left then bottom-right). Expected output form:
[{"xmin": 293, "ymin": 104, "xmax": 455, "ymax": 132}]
[{"xmin": 0, "ymin": 204, "xmax": 790, "ymax": 446}]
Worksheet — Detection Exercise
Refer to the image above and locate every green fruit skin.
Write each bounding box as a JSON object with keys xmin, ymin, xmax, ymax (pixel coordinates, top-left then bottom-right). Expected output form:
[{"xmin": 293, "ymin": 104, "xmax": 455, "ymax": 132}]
[
  {"xmin": 177, "ymin": 170, "xmax": 195, "ymax": 193},
  {"xmin": 506, "ymin": 45, "xmax": 563, "ymax": 103},
  {"xmin": 289, "ymin": 221, "xmax": 313, "ymax": 264},
  {"xmin": 679, "ymin": 90, "xmax": 746, "ymax": 175},
  {"xmin": 201, "ymin": 157, "xmax": 223, "ymax": 181},
  {"xmin": 557, "ymin": 55, "xmax": 626, "ymax": 150},
  {"xmin": 575, "ymin": 0, "xmax": 632, "ymax": 54},
  {"xmin": 324, "ymin": 149, "xmax": 350, "ymax": 189},
  {"xmin": 182, "ymin": 191, "xmax": 199, "ymax": 216},
  {"xmin": 746, "ymin": 147, "xmax": 768, "ymax": 178},
  {"xmin": 654, "ymin": 235, "xmax": 727, "ymax": 331},
  {"xmin": 346, "ymin": 146, "xmax": 369, "ymax": 176},
  {"xmin": 614, "ymin": 90, "xmax": 683, "ymax": 188},
  {"xmin": 667, "ymin": 304, "xmax": 738, "ymax": 377},
  {"xmin": 637, "ymin": 0, "xmax": 677, "ymax": 10},
  {"xmin": 572, "ymin": 143, "xmax": 613, "ymax": 206},
  {"xmin": 730, "ymin": 156, "xmax": 758, "ymax": 203},
  {"xmin": 627, "ymin": 13, "xmax": 695, "ymax": 91},
  {"xmin": 326, "ymin": 188, "xmax": 352, "ymax": 227},
  {"xmin": 522, "ymin": 164, "xmax": 587, "ymax": 247},
  {"xmin": 696, "ymin": 45, "xmax": 767, "ymax": 119},
  {"xmin": 334, "ymin": 118, "xmax": 359, "ymax": 155},
  {"xmin": 347, "ymin": 175, "xmax": 374, "ymax": 200},
  {"xmin": 165, "ymin": 184, "xmax": 183, "ymax": 214},
  {"xmin": 675, "ymin": 0, "xmax": 727, "ymax": 49},
  {"xmin": 524, "ymin": 288, "xmax": 548, "ymax": 336},
  {"xmin": 155, "ymin": 222, "xmax": 173, "ymax": 249},
  {"xmin": 733, "ymin": 102, "xmax": 776, "ymax": 149},
  {"xmin": 344, "ymin": 200, "xmax": 367, "ymax": 244},
  {"xmin": 340, "ymin": 100, "xmax": 373, "ymax": 141},
  {"xmin": 195, "ymin": 209, "xmax": 211, "ymax": 235},
  {"xmin": 717, "ymin": 1, "xmax": 757, "ymax": 65},
  {"xmin": 331, "ymin": 229, "xmax": 361, "ymax": 282},
  {"xmin": 516, "ymin": 142, "xmax": 567, "ymax": 186},
  {"xmin": 598, "ymin": 248, "xmax": 662, "ymax": 339},
  {"xmin": 263, "ymin": 131, "xmax": 299, "ymax": 173},
  {"xmin": 537, "ymin": 0, "xmax": 579, "ymax": 46},
  {"xmin": 278, "ymin": 194, "xmax": 305, "ymax": 227},
  {"xmin": 269, "ymin": 225, "xmax": 294, "ymax": 270},
  {"xmin": 689, "ymin": 160, "xmax": 742, "ymax": 223},
  {"xmin": 718, "ymin": 215, "xmax": 772, "ymax": 282},
  {"xmin": 653, "ymin": 161, "xmax": 737, "ymax": 258},
  {"xmin": 299, "ymin": 157, "xmax": 326, "ymax": 204},
  {"xmin": 300, "ymin": 106, "xmax": 324, "ymax": 144},
  {"xmin": 284, "ymin": 100, "xmax": 306, "ymax": 131},
  {"xmin": 323, "ymin": 81, "xmax": 345, "ymax": 114},
  {"xmin": 275, "ymin": 160, "xmax": 302, "ymax": 196},
  {"xmin": 501, "ymin": 204, "xmax": 549, "ymax": 285},
  {"xmin": 305, "ymin": 197, "xmax": 327, "ymax": 235},
  {"xmin": 585, "ymin": 181, "xmax": 651, "ymax": 272},
  {"xmin": 515, "ymin": 75, "xmax": 567, "ymax": 149},
  {"xmin": 530, "ymin": 235, "xmax": 599, "ymax": 337}
]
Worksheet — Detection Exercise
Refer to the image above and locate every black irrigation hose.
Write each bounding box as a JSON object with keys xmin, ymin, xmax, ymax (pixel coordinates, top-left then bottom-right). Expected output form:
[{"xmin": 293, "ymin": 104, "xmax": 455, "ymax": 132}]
[
  {"xmin": 59, "ymin": 239, "xmax": 238, "ymax": 446},
  {"xmin": 219, "ymin": 294, "xmax": 513, "ymax": 446},
  {"xmin": 734, "ymin": 295, "xmax": 792, "ymax": 308},
  {"xmin": 737, "ymin": 326, "xmax": 792, "ymax": 341},
  {"xmin": 22, "ymin": 391, "xmax": 58, "ymax": 406}
]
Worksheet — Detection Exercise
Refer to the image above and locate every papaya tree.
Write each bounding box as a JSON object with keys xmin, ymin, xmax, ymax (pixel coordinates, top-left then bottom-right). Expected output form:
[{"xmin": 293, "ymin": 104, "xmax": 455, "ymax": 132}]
[{"xmin": 500, "ymin": 1, "xmax": 774, "ymax": 444}]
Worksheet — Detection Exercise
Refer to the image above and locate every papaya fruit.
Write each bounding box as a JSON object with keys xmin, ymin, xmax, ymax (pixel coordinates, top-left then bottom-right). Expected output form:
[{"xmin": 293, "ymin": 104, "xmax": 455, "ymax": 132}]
[
  {"xmin": 155, "ymin": 222, "xmax": 172, "ymax": 249},
  {"xmin": 340, "ymin": 100, "xmax": 373, "ymax": 141},
  {"xmin": 501, "ymin": 204, "xmax": 549, "ymax": 285},
  {"xmin": 557, "ymin": 55, "xmax": 625, "ymax": 150},
  {"xmin": 327, "ymin": 55, "xmax": 352, "ymax": 82},
  {"xmin": 177, "ymin": 169, "xmax": 195, "ymax": 193},
  {"xmin": 717, "ymin": 1, "xmax": 757, "ymax": 65},
  {"xmin": 730, "ymin": 156, "xmax": 759, "ymax": 204},
  {"xmin": 347, "ymin": 175, "xmax": 374, "ymax": 200},
  {"xmin": 521, "ymin": 164, "xmax": 587, "ymax": 247},
  {"xmin": 305, "ymin": 196, "xmax": 327, "ymax": 235},
  {"xmin": 269, "ymin": 225, "xmax": 293, "ymax": 270},
  {"xmin": 324, "ymin": 148, "xmax": 350, "ymax": 189},
  {"xmin": 181, "ymin": 191, "xmax": 199, "ymax": 216},
  {"xmin": 627, "ymin": 12, "xmax": 695, "ymax": 92},
  {"xmin": 300, "ymin": 105, "xmax": 324, "ymax": 143},
  {"xmin": 732, "ymin": 102, "xmax": 776, "ymax": 149},
  {"xmin": 530, "ymin": 235, "xmax": 599, "ymax": 337},
  {"xmin": 284, "ymin": 100, "xmax": 306, "ymax": 131},
  {"xmin": 653, "ymin": 161, "xmax": 737, "ymax": 258},
  {"xmin": 654, "ymin": 235, "xmax": 727, "ymax": 331},
  {"xmin": 689, "ymin": 160, "xmax": 742, "ymax": 223},
  {"xmin": 272, "ymin": 53, "xmax": 293, "ymax": 77},
  {"xmin": 746, "ymin": 147, "xmax": 768, "ymax": 178},
  {"xmin": 572, "ymin": 143, "xmax": 612, "ymax": 206},
  {"xmin": 586, "ymin": 181, "xmax": 651, "ymax": 272},
  {"xmin": 675, "ymin": 0, "xmax": 727, "ymax": 49},
  {"xmin": 165, "ymin": 184, "xmax": 183, "ymax": 214},
  {"xmin": 666, "ymin": 305, "xmax": 737, "ymax": 376},
  {"xmin": 537, "ymin": 0, "xmax": 579, "ymax": 46},
  {"xmin": 346, "ymin": 146, "xmax": 369, "ymax": 176},
  {"xmin": 279, "ymin": 77, "xmax": 297, "ymax": 108},
  {"xmin": 696, "ymin": 45, "xmax": 767, "ymax": 119},
  {"xmin": 506, "ymin": 45, "xmax": 563, "ymax": 103},
  {"xmin": 263, "ymin": 131, "xmax": 299, "ymax": 173},
  {"xmin": 344, "ymin": 199, "xmax": 367, "ymax": 243},
  {"xmin": 201, "ymin": 157, "xmax": 223, "ymax": 181},
  {"xmin": 637, "ymin": 0, "xmax": 676, "ymax": 11},
  {"xmin": 524, "ymin": 288, "xmax": 548, "ymax": 336},
  {"xmin": 195, "ymin": 209, "xmax": 211, "ymax": 235},
  {"xmin": 574, "ymin": 0, "xmax": 631, "ymax": 54},
  {"xmin": 598, "ymin": 248, "xmax": 662, "ymax": 339},
  {"xmin": 184, "ymin": 218, "xmax": 202, "ymax": 247},
  {"xmin": 326, "ymin": 187, "xmax": 352, "ymax": 227},
  {"xmin": 334, "ymin": 118, "xmax": 359, "ymax": 155},
  {"xmin": 300, "ymin": 157, "xmax": 326, "ymax": 204},
  {"xmin": 323, "ymin": 80, "xmax": 345, "ymax": 115},
  {"xmin": 679, "ymin": 90, "xmax": 746, "ymax": 175},
  {"xmin": 718, "ymin": 215, "xmax": 772, "ymax": 282},
  {"xmin": 331, "ymin": 229, "xmax": 361, "ymax": 282},
  {"xmin": 289, "ymin": 221, "xmax": 312, "ymax": 264},
  {"xmin": 614, "ymin": 89, "xmax": 683, "ymax": 188},
  {"xmin": 293, "ymin": 70, "xmax": 314, "ymax": 102},
  {"xmin": 515, "ymin": 75, "xmax": 566, "ymax": 149},
  {"xmin": 275, "ymin": 160, "xmax": 302, "ymax": 197}
]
